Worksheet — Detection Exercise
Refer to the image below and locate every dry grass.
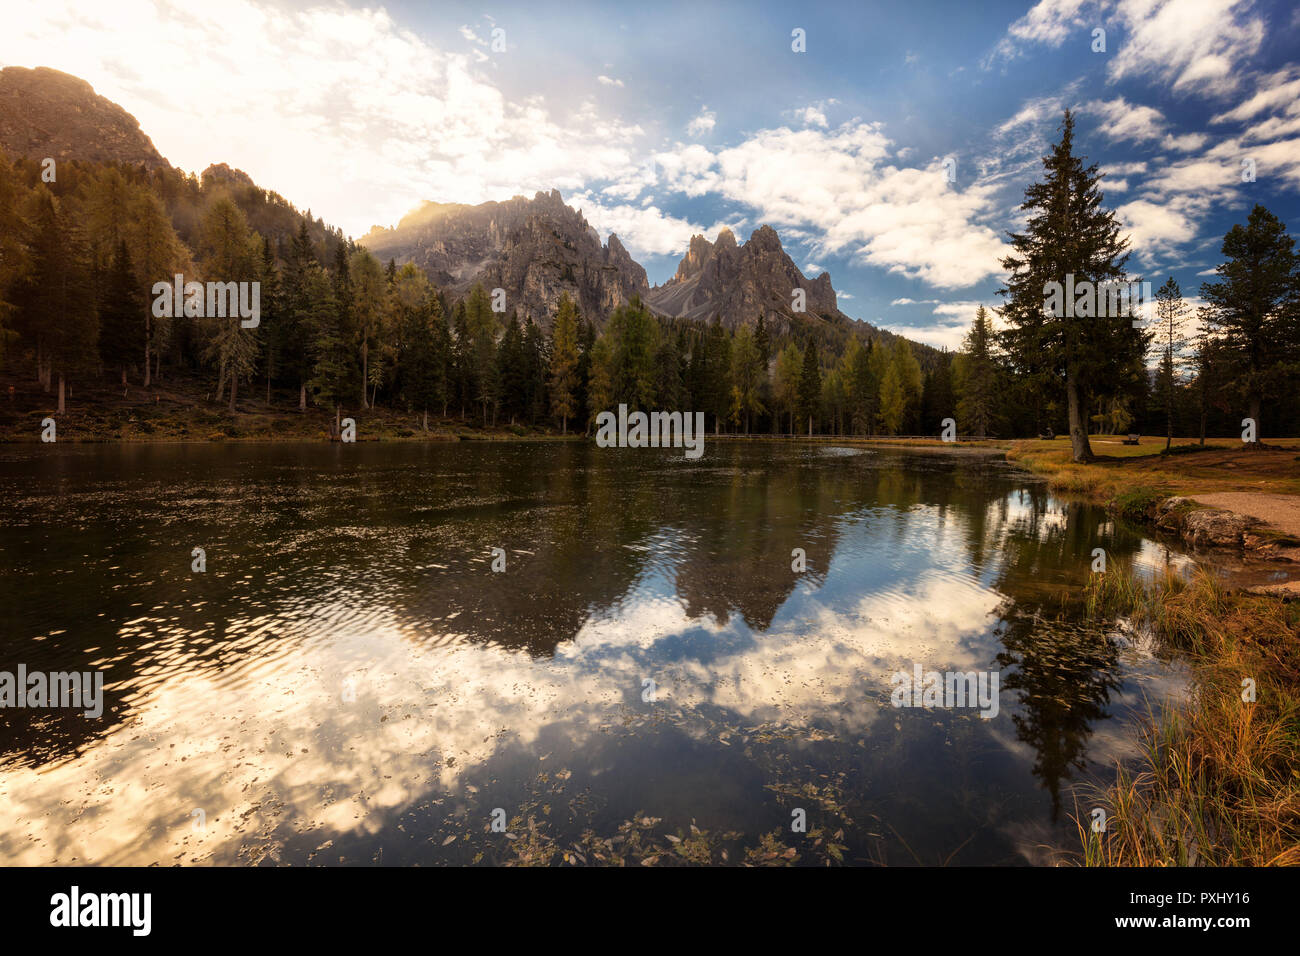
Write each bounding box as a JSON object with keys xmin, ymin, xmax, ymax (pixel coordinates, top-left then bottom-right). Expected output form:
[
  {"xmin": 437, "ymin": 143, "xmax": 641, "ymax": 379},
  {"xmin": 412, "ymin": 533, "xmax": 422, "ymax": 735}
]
[
  {"xmin": 1075, "ymin": 569, "xmax": 1300, "ymax": 866},
  {"xmin": 1009, "ymin": 437, "xmax": 1300, "ymax": 501}
]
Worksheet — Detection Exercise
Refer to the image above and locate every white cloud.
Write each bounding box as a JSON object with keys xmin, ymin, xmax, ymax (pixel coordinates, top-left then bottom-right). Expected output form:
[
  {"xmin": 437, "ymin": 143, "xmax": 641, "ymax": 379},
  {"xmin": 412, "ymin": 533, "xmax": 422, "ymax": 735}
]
[
  {"xmin": 597, "ymin": 75, "xmax": 624, "ymax": 87},
  {"xmin": 983, "ymin": 0, "xmax": 1091, "ymax": 67},
  {"xmin": 1103, "ymin": 161, "xmax": 1149, "ymax": 176},
  {"xmin": 569, "ymin": 191, "xmax": 708, "ymax": 258},
  {"xmin": 658, "ymin": 121, "xmax": 1008, "ymax": 288},
  {"xmin": 986, "ymin": 0, "xmax": 1266, "ymax": 98},
  {"xmin": 0, "ymin": 0, "xmax": 652, "ymax": 239},
  {"xmin": 1083, "ymin": 98, "xmax": 1208, "ymax": 154},
  {"xmin": 687, "ymin": 106, "xmax": 716, "ymax": 137},
  {"xmin": 1107, "ymin": 0, "xmax": 1266, "ymax": 97},
  {"xmin": 1211, "ymin": 66, "xmax": 1300, "ymax": 123},
  {"xmin": 890, "ymin": 301, "xmax": 999, "ymax": 351},
  {"xmin": 796, "ymin": 106, "xmax": 829, "ymax": 128},
  {"xmin": 1084, "ymin": 97, "xmax": 1168, "ymax": 143},
  {"xmin": 1161, "ymin": 132, "xmax": 1209, "ymax": 151},
  {"xmin": 1116, "ymin": 198, "xmax": 1201, "ymax": 259}
]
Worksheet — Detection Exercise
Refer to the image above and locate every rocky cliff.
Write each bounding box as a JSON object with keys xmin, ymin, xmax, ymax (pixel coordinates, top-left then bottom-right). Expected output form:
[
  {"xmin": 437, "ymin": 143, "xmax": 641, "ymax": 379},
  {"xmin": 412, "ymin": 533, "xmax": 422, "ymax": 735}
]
[
  {"xmin": 359, "ymin": 189, "xmax": 649, "ymax": 328},
  {"xmin": 645, "ymin": 225, "xmax": 848, "ymax": 334}
]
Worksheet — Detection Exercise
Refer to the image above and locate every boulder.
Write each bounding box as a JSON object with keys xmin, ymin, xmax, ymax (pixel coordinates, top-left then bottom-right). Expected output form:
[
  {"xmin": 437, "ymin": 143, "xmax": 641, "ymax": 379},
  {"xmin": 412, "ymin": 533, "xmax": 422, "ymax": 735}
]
[{"xmin": 1182, "ymin": 508, "xmax": 1256, "ymax": 548}]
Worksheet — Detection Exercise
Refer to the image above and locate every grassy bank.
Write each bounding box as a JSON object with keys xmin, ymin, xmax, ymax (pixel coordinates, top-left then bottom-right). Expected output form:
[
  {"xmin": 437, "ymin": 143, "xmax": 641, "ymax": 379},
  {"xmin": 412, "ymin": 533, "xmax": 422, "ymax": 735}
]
[
  {"xmin": 1075, "ymin": 568, "xmax": 1300, "ymax": 865},
  {"xmin": 1007, "ymin": 436, "xmax": 1300, "ymax": 502}
]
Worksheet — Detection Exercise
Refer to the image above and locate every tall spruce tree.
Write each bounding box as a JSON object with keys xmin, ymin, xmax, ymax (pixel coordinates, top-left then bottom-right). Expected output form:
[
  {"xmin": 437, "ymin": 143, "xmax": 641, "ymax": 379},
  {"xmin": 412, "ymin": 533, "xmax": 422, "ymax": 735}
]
[
  {"xmin": 997, "ymin": 111, "xmax": 1145, "ymax": 462},
  {"xmin": 797, "ymin": 339, "xmax": 821, "ymax": 435},
  {"xmin": 98, "ymin": 239, "xmax": 141, "ymax": 388},
  {"xmin": 1199, "ymin": 205, "xmax": 1297, "ymax": 442},
  {"xmin": 1153, "ymin": 277, "xmax": 1188, "ymax": 451},
  {"xmin": 955, "ymin": 306, "xmax": 997, "ymax": 439},
  {"xmin": 549, "ymin": 294, "xmax": 579, "ymax": 434}
]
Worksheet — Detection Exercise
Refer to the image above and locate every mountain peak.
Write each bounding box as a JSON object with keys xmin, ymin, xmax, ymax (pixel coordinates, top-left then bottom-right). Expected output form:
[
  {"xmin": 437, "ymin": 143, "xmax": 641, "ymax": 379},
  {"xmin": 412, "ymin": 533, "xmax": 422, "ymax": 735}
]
[
  {"xmin": 360, "ymin": 189, "xmax": 648, "ymax": 327},
  {"xmin": 0, "ymin": 65, "xmax": 169, "ymax": 169},
  {"xmin": 646, "ymin": 222, "xmax": 845, "ymax": 333}
]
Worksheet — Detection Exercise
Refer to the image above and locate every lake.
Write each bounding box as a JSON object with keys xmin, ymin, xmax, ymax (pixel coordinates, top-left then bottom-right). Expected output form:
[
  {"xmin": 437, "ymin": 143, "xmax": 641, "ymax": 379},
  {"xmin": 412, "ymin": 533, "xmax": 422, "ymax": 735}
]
[{"xmin": 0, "ymin": 440, "xmax": 1193, "ymax": 865}]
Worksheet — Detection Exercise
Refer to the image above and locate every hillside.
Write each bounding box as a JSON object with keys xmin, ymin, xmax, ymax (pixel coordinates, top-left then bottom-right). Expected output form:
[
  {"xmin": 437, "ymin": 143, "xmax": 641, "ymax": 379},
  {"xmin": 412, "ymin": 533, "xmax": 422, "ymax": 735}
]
[{"xmin": 0, "ymin": 66, "xmax": 168, "ymax": 170}]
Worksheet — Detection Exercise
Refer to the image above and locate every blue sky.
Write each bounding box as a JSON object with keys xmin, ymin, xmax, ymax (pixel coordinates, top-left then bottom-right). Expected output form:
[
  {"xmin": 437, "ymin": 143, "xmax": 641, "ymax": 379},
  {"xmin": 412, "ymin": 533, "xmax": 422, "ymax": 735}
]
[{"xmin": 5, "ymin": 0, "xmax": 1300, "ymax": 347}]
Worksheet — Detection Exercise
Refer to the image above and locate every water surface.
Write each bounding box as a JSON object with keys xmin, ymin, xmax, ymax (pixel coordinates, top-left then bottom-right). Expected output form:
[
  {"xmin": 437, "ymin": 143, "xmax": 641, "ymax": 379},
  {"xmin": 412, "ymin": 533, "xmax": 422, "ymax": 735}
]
[{"xmin": 0, "ymin": 441, "xmax": 1191, "ymax": 865}]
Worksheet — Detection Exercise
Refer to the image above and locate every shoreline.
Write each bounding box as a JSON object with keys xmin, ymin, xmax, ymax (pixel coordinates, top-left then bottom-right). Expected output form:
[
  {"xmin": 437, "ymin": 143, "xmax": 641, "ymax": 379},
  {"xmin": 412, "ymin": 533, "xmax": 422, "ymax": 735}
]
[
  {"xmin": 1001, "ymin": 438, "xmax": 1300, "ymax": 865},
  {"xmin": 1006, "ymin": 438, "xmax": 1300, "ymax": 569}
]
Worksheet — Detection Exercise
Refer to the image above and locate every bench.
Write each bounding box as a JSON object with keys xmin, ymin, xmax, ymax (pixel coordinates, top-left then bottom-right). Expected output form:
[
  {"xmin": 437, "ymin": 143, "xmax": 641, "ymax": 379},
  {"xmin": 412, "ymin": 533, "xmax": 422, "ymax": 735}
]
[{"xmin": 1122, "ymin": 434, "xmax": 1140, "ymax": 445}]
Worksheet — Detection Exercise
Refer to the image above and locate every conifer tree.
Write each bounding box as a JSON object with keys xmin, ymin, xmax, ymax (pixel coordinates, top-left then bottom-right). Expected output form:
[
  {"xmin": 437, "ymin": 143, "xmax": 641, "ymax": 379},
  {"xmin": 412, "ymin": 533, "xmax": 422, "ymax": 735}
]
[
  {"xmin": 549, "ymin": 294, "xmax": 579, "ymax": 434},
  {"xmin": 997, "ymin": 111, "xmax": 1145, "ymax": 461},
  {"xmin": 1199, "ymin": 205, "xmax": 1297, "ymax": 442},
  {"xmin": 797, "ymin": 339, "xmax": 821, "ymax": 435}
]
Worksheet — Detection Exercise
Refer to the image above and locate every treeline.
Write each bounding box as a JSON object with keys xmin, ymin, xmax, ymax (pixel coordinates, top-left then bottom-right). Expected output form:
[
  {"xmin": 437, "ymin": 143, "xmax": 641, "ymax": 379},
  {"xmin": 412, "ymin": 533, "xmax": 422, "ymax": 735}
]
[
  {"xmin": 985, "ymin": 111, "xmax": 1299, "ymax": 458},
  {"xmin": 0, "ymin": 126, "xmax": 1296, "ymax": 447},
  {"xmin": 0, "ymin": 146, "xmax": 959, "ymax": 438}
]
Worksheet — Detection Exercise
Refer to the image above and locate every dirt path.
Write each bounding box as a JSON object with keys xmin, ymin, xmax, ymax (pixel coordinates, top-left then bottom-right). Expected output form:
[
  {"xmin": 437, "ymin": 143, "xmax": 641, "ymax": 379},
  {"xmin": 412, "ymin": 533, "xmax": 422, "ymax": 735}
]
[{"xmin": 1192, "ymin": 493, "xmax": 1300, "ymax": 537}]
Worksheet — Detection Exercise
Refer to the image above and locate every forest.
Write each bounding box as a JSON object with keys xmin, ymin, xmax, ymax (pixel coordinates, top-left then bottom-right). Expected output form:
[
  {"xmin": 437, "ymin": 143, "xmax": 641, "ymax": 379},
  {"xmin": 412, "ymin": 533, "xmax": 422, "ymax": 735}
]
[{"xmin": 1, "ymin": 111, "xmax": 1297, "ymax": 450}]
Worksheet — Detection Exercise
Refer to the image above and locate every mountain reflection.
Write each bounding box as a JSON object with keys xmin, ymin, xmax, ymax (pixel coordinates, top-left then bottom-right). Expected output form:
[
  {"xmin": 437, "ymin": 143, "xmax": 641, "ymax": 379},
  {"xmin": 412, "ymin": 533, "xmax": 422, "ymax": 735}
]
[{"xmin": 0, "ymin": 442, "xmax": 1187, "ymax": 864}]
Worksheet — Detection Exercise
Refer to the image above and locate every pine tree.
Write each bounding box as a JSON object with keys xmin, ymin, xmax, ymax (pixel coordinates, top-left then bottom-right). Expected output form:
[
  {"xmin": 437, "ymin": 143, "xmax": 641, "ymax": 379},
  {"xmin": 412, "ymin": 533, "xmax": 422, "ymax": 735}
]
[
  {"xmin": 350, "ymin": 248, "xmax": 387, "ymax": 409},
  {"xmin": 392, "ymin": 264, "xmax": 446, "ymax": 429},
  {"xmin": 1154, "ymin": 277, "xmax": 1188, "ymax": 451},
  {"xmin": 0, "ymin": 153, "xmax": 28, "ymax": 359},
  {"xmin": 523, "ymin": 317, "xmax": 547, "ymax": 425},
  {"xmin": 797, "ymin": 339, "xmax": 821, "ymax": 435},
  {"xmin": 921, "ymin": 353, "xmax": 955, "ymax": 435},
  {"xmin": 20, "ymin": 186, "xmax": 97, "ymax": 412},
  {"xmin": 257, "ymin": 236, "xmax": 280, "ymax": 403},
  {"xmin": 880, "ymin": 339, "xmax": 922, "ymax": 434},
  {"xmin": 774, "ymin": 342, "xmax": 802, "ymax": 435},
  {"xmin": 997, "ymin": 110, "xmax": 1145, "ymax": 462},
  {"xmin": 955, "ymin": 306, "xmax": 997, "ymax": 439},
  {"xmin": 575, "ymin": 316, "xmax": 595, "ymax": 430},
  {"xmin": 98, "ymin": 239, "xmax": 141, "ymax": 388},
  {"xmin": 128, "ymin": 190, "xmax": 188, "ymax": 387},
  {"xmin": 497, "ymin": 313, "xmax": 527, "ymax": 424},
  {"xmin": 1199, "ymin": 205, "xmax": 1297, "ymax": 442},
  {"xmin": 847, "ymin": 338, "xmax": 876, "ymax": 435},
  {"xmin": 728, "ymin": 323, "xmax": 765, "ymax": 433},
  {"xmin": 197, "ymin": 197, "xmax": 258, "ymax": 410},
  {"xmin": 305, "ymin": 269, "xmax": 357, "ymax": 433},
  {"xmin": 279, "ymin": 221, "xmax": 317, "ymax": 411},
  {"xmin": 464, "ymin": 284, "xmax": 499, "ymax": 424},
  {"xmin": 606, "ymin": 296, "xmax": 660, "ymax": 411},
  {"xmin": 586, "ymin": 335, "xmax": 613, "ymax": 433},
  {"xmin": 450, "ymin": 300, "xmax": 473, "ymax": 418},
  {"xmin": 549, "ymin": 294, "xmax": 579, "ymax": 434},
  {"xmin": 705, "ymin": 319, "xmax": 731, "ymax": 432}
]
